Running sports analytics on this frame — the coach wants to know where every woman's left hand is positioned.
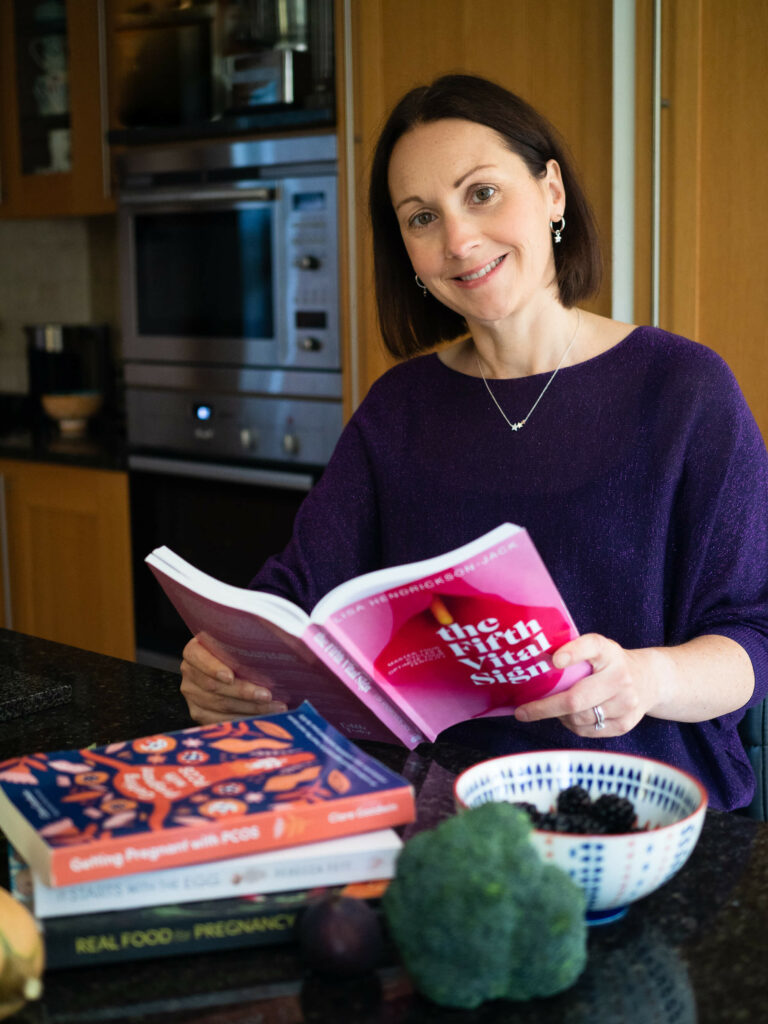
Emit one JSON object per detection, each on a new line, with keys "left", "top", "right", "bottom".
{"left": 513, "top": 633, "right": 664, "bottom": 738}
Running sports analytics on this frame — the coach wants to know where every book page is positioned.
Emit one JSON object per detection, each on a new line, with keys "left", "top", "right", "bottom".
{"left": 146, "top": 548, "right": 310, "bottom": 636}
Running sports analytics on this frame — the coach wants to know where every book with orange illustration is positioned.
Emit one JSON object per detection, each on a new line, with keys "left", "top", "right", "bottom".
{"left": 146, "top": 523, "right": 591, "bottom": 750}
{"left": 0, "top": 702, "right": 415, "bottom": 887}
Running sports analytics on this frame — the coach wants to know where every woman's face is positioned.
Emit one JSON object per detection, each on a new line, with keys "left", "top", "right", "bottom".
{"left": 387, "top": 118, "right": 565, "bottom": 327}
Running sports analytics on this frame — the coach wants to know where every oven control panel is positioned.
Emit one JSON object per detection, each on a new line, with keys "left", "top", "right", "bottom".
{"left": 282, "top": 175, "right": 339, "bottom": 370}
{"left": 127, "top": 387, "right": 343, "bottom": 467}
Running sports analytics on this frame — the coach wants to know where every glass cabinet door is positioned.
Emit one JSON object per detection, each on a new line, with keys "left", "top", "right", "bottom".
{"left": 12, "top": 0, "right": 72, "bottom": 177}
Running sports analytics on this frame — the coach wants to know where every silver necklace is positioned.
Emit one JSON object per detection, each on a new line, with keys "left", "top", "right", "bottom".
{"left": 475, "top": 309, "right": 581, "bottom": 432}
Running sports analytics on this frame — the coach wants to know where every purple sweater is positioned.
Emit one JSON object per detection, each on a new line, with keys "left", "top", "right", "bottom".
{"left": 251, "top": 327, "right": 768, "bottom": 810}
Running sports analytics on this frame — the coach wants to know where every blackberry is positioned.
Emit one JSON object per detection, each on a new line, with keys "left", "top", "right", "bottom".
{"left": 557, "top": 812, "right": 599, "bottom": 834}
{"left": 591, "top": 793, "right": 637, "bottom": 833}
{"left": 537, "top": 811, "right": 580, "bottom": 833}
{"left": 511, "top": 801, "right": 541, "bottom": 826}
{"left": 535, "top": 811, "right": 558, "bottom": 831}
{"left": 526, "top": 788, "right": 644, "bottom": 834}
{"left": 556, "top": 785, "right": 593, "bottom": 816}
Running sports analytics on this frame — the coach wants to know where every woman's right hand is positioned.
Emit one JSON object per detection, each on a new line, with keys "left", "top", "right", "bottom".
{"left": 180, "top": 635, "right": 288, "bottom": 724}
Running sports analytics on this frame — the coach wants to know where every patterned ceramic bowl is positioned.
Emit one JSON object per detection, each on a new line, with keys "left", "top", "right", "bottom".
{"left": 454, "top": 750, "right": 708, "bottom": 924}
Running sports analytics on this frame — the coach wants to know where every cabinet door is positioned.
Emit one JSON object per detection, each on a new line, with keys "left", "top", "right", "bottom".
{"left": 0, "top": 0, "right": 113, "bottom": 218}
{"left": 0, "top": 461, "right": 135, "bottom": 661}
{"left": 634, "top": 0, "right": 768, "bottom": 440}
{"left": 340, "top": 0, "right": 613, "bottom": 406}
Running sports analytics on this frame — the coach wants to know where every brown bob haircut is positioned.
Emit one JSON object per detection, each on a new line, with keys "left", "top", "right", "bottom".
{"left": 369, "top": 74, "right": 603, "bottom": 359}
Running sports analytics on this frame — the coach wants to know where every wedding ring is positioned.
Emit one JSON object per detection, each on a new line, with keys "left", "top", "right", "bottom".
{"left": 593, "top": 705, "right": 606, "bottom": 731}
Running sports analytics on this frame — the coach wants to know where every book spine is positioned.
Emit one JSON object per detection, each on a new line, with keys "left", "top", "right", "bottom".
{"left": 305, "top": 625, "right": 427, "bottom": 748}
{"left": 47, "top": 785, "right": 416, "bottom": 887}
{"left": 25, "top": 836, "right": 400, "bottom": 918}
{"left": 41, "top": 897, "right": 303, "bottom": 968}
{"left": 318, "top": 623, "right": 441, "bottom": 745}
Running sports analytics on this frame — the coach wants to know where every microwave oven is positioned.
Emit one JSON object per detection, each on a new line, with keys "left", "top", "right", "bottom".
{"left": 110, "top": 0, "right": 335, "bottom": 140}
{"left": 116, "top": 133, "right": 339, "bottom": 373}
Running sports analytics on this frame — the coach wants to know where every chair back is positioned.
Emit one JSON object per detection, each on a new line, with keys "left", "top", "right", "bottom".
{"left": 739, "top": 702, "right": 768, "bottom": 820}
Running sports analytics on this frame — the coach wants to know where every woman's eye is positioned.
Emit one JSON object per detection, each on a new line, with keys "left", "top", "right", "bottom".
{"left": 472, "top": 185, "right": 497, "bottom": 203}
{"left": 409, "top": 211, "right": 435, "bottom": 229}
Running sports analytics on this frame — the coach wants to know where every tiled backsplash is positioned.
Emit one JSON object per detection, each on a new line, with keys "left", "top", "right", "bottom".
{"left": 0, "top": 216, "right": 119, "bottom": 393}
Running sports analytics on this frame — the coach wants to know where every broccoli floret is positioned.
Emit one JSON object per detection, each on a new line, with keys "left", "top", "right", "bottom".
{"left": 382, "top": 801, "right": 587, "bottom": 1009}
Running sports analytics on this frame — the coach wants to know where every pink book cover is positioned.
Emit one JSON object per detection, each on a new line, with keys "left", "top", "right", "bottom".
{"left": 313, "top": 524, "right": 591, "bottom": 742}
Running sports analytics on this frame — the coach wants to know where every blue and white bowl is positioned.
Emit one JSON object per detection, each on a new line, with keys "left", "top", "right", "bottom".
{"left": 454, "top": 750, "right": 708, "bottom": 923}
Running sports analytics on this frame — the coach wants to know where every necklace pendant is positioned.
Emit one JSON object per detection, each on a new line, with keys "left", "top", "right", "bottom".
{"left": 475, "top": 309, "right": 580, "bottom": 437}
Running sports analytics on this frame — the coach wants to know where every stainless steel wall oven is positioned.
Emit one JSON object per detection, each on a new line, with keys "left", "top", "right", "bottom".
{"left": 117, "top": 133, "right": 343, "bottom": 670}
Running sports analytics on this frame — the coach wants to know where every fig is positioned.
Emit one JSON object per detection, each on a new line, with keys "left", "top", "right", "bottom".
{"left": 299, "top": 895, "right": 383, "bottom": 977}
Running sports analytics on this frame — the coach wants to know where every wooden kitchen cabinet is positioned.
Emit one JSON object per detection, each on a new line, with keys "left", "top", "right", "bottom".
{"left": 634, "top": 0, "right": 768, "bottom": 442}
{"left": 337, "top": 0, "right": 614, "bottom": 409}
{"left": 0, "top": 0, "right": 113, "bottom": 218}
{"left": 0, "top": 459, "right": 135, "bottom": 660}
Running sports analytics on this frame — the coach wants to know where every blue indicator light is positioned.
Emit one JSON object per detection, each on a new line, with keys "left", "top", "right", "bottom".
{"left": 194, "top": 404, "right": 212, "bottom": 421}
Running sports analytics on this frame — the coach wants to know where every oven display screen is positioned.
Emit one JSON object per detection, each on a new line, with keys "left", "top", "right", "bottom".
{"left": 292, "top": 192, "right": 326, "bottom": 212}
{"left": 295, "top": 311, "right": 327, "bottom": 329}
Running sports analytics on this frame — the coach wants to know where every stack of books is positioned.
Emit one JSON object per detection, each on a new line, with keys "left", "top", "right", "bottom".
{"left": 0, "top": 701, "right": 416, "bottom": 968}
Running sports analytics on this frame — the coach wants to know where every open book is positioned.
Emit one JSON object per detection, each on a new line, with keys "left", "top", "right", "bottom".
{"left": 146, "top": 523, "right": 590, "bottom": 749}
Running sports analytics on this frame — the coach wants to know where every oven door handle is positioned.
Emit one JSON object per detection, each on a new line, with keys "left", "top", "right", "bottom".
{"left": 128, "top": 455, "right": 314, "bottom": 492}
{"left": 119, "top": 186, "right": 279, "bottom": 205}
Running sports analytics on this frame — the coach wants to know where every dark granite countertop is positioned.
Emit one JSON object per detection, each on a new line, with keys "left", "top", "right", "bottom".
{"left": 0, "top": 425, "right": 127, "bottom": 472}
{"left": 0, "top": 627, "right": 766, "bottom": 1023}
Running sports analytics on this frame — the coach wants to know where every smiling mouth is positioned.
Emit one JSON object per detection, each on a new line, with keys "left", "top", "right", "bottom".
{"left": 455, "top": 255, "right": 505, "bottom": 282}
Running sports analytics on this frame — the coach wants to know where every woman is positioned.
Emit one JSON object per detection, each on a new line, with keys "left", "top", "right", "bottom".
{"left": 181, "top": 74, "right": 768, "bottom": 811}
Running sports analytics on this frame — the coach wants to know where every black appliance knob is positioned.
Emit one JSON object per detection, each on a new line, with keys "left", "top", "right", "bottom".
{"left": 299, "top": 336, "right": 323, "bottom": 352}
{"left": 295, "top": 255, "right": 321, "bottom": 270}
{"left": 283, "top": 432, "right": 301, "bottom": 455}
